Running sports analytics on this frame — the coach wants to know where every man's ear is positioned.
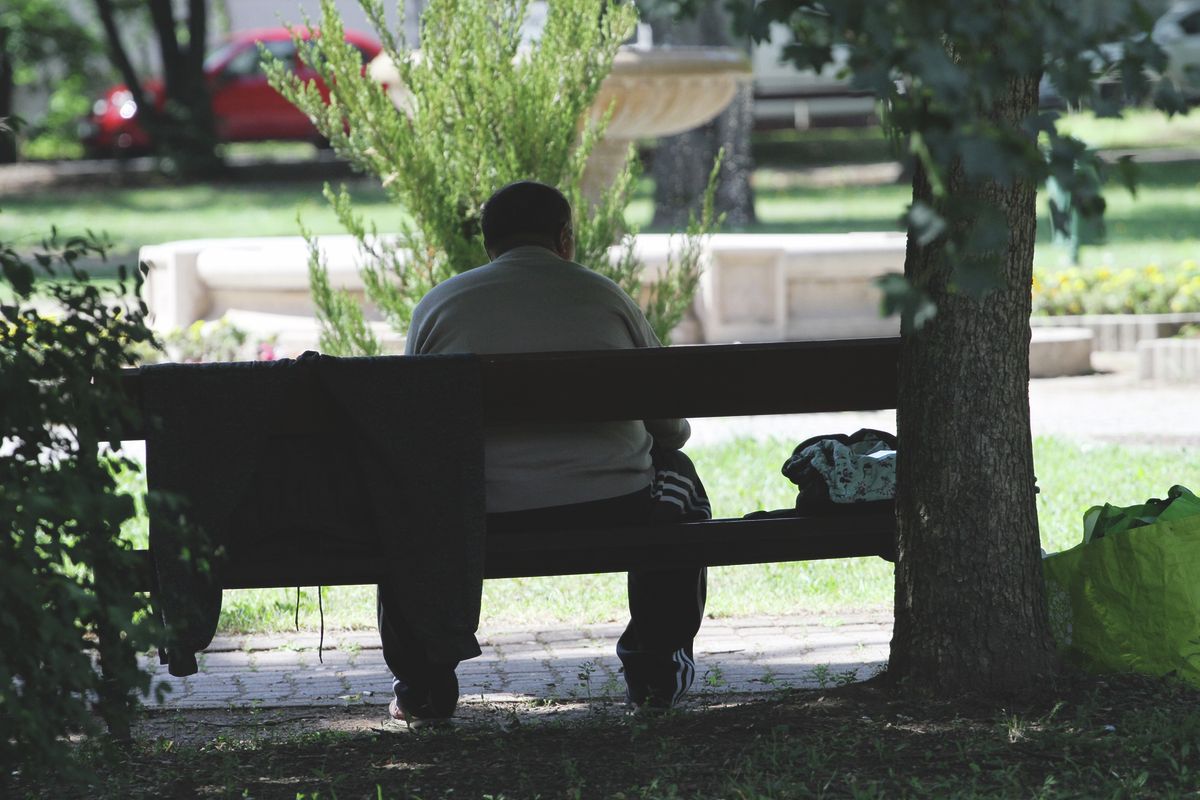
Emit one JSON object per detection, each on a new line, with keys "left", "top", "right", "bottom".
{"left": 558, "top": 226, "right": 575, "bottom": 260}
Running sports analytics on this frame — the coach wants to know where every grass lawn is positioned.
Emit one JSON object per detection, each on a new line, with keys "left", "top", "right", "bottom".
{"left": 1055, "top": 107, "right": 1200, "bottom": 151}
{"left": 0, "top": 178, "right": 399, "bottom": 264}
{"left": 111, "top": 435, "right": 1198, "bottom": 635}
{"left": 3, "top": 110, "right": 1197, "bottom": 278}
{"left": 1035, "top": 160, "right": 1200, "bottom": 272}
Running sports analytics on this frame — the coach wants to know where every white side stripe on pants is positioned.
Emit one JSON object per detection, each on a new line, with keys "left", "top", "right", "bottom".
{"left": 671, "top": 648, "right": 696, "bottom": 705}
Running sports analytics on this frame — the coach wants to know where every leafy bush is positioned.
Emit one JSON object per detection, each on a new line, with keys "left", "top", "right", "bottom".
{"left": 1032, "top": 262, "right": 1200, "bottom": 316}
{"left": 135, "top": 318, "right": 279, "bottom": 363}
{"left": 1, "top": 227, "right": 160, "bottom": 776}
{"left": 267, "top": 0, "right": 717, "bottom": 353}
{"left": 20, "top": 74, "right": 93, "bottom": 161}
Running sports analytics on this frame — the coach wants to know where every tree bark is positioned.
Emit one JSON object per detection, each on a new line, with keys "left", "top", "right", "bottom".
{"left": 889, "top": 71, "right": 1057, "bottom": 696}
{"left": 0, "top": 25, "right": 16, "bottom": 164}
{"left": 648, "top": 2, "right": 756, "bottom": 229}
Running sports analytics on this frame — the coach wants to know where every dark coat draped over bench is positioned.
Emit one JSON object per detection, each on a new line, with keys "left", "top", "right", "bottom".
{"left": 113, "top": 338, "right": 901, "bottom": 675}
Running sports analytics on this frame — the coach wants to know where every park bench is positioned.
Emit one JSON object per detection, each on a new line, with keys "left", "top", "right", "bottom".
{"left": 119, "top": 337, "right": 899, "bottom": 593}
{"left": 95, "top": 336, "right": 899, "bottom": 736}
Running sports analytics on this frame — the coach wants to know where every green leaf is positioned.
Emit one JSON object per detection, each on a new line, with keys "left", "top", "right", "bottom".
{"left": 1114, "top": 155, "right": 1138, "bottom": 199}
{"left": 1153, "top": 78, "right": 1190, "bottom": 117}
{"left": 951, "top": 256, "right": 1006, "bottom": 299}
{"left": 2, "top": 258, "right": 36, "bottom": 296}
{"left": 960, "top": 134, "right": 1013, "bottom": 184}
{"left": 876, "top": 273, "right": 937, "bottom": 334}
{"left": 904, "top": 202, "right": 946, "bottom": 247}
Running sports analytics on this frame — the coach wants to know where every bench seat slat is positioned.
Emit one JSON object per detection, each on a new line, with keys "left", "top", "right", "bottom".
{"left": 129, "top": 516, "right": 895, "bottom": 591}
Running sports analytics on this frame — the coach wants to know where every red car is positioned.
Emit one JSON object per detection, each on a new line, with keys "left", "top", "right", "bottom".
{"left": 80, "top": 28, "right": 381, "bottom": 157}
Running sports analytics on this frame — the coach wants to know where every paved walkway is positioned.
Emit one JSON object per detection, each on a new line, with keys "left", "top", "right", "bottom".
{"left": 143, "top": 613, "right": 891, "bottom": 710}
{"left": 139, "top": 352, "right": 1197, "bottom": 712}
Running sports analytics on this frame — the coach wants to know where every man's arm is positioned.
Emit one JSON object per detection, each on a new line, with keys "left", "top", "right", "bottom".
{"left": 645, "top": 417, "right": 691, "bottom": 450}
{"left": 620, "top": 292, "right": 691, "bottom": 449}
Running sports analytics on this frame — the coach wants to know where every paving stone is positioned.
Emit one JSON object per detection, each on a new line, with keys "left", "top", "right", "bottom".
{"left": 197, "top": 651, "right": 254, "bottom": 669}
{"left": 535, "top": 629, "right": 594, "bottom": 644}
{"left": 136, "top": 614, "right": 893, "bottom": 709}
{"left": 481, "top": 632, "right": 541, "bottom": 646}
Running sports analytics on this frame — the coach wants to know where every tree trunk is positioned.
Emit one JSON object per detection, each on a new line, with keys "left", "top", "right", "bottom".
{"left": 150, "top": 0, "right": 221, "bottom": 176}
{"left": 93, "top": 0, "right": 221, "bottom": 176}
{"left": 889, "top": 72, "right": 1057, "bottom": 696}
{"left": 0, "top": 25, "right": 16, "bottom": 164}
{"left": 648, "top": 2, "right": 756, "bottom": 229}
{"left": 94, "top": 0, "right": 153, "bottom": 118}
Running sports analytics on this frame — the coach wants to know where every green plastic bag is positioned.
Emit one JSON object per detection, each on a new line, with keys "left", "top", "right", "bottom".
{"left": 1044, "top": 486, "right": 1200, "bottom": 684}
{"left": 1083, "top": 485, "right": 1200, "bottom": 543}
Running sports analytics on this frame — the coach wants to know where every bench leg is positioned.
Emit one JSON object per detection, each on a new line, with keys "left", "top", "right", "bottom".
{"left": 93, "top": 580, "right": 136, "bottom": 742}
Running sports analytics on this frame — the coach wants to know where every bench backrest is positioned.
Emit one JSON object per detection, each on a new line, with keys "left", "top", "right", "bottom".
{"left": 118, "top": 338, "right": 901, "bottom": 588}
{"left": 117, "top": 338, "right": 900, "bottom": 434}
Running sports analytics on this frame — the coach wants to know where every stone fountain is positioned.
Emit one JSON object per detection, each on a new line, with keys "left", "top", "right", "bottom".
{"left": 368, "top": 42, "right": 752, "bottom": 197}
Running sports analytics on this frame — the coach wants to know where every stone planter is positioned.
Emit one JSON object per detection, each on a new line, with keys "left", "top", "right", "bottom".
{"left": 139, "top": 232, "right": 910, "bottom": 352}
{"left": 1030, "top": 312, "right": 1200, "bottom": 352}
{"left": 1137, "top": 337, "right": 1200, "bottom": 382}
{"left": 139, "top": 232, "right": 1104, "bottom": 378}
{"left": 1029, "top": 327, "right": 1094, "bottom": 378}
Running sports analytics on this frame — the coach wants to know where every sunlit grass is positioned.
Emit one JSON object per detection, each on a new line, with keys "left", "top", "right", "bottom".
{"left": 5, "top": 117, "right": 1199, "bottom": 275}
{"left": 1055, "top": 107, "right": 1200, "bottom": 151}
{"left": 115, "top": 435, "right": 1200, "bottom": 633}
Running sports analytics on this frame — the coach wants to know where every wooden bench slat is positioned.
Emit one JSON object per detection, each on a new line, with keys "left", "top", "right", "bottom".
{"left": 111, "top": 338, "right": 900, "bottom": 439}
{"left": 128, "top": 515, "right": 895, "bottom": 592}
{"left": 478, "top": 338, "right": 900, "bottom": 422}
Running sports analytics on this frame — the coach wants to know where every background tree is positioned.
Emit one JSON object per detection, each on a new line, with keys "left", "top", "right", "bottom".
{"left": 268, "top": 0, "right": 719, "bottom": 353}
{"left": 641, "top": 0, "right": 757, "bottom": 227}
{"left": 0, "top": 2, "right": 98, "bottom": 163}
{"left": 91, "top": 0, "right": 221, "bottom": 174}
{"left": 722, "top": 0, "right": 1187, "bottom": 696}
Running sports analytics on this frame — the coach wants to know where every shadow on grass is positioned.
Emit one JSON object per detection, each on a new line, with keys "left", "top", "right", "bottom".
{"left": 1036, "top": 204, "right": 1200, "bottom": 247}
{"left": 753, "top": 126, "right": 897, "bottom": 169}
{"left": 25, "top": 673, "right": 1200, "bottom": 799}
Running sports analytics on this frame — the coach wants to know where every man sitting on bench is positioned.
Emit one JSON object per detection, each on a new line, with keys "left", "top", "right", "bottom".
{"left": 379, "top": 180, "right": 708, "bottom": 727}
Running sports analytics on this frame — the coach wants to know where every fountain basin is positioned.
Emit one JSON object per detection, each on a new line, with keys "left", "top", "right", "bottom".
{"left": 369, "top": 45, "right": 751, "bottom": 195}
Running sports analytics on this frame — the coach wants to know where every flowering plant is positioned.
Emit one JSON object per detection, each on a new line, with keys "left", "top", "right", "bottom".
{"left": 1032, "top": 261, "right": 1200, "bottom": 316}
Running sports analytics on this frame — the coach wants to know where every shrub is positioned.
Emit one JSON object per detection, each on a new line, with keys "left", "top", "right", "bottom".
{"left": 1, "top": 227, "right": 160, "bottom": 777}
{"left": 135, "top": 318, "right": 279, "bottom": 363}
{"left": 267, "top": 0, "right": 717, "bottom": 354}
{"left": 1032, "top": 262, "right": 1200, "bottom": 316}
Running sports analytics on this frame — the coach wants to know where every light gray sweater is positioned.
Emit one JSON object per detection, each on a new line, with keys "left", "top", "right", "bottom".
{"left": 406, "top": 245, "right": 690, "bottom": 513}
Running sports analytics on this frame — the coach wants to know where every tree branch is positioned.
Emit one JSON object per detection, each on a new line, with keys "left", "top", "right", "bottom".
{"left": 92, "top": 0, "right": 149, "bottom": 112}
{"left": 187, "top": 0, "right": 207, "bottom": 78}
{"left": 147, "top": 0, "right": 182, "bottom": 90}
